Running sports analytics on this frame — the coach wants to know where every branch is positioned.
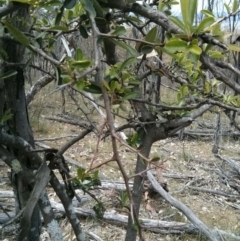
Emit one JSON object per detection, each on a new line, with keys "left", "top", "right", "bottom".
{"left": 26, "top": 75, "right": 54, "bottom": 105}
{"left": 147, "top": 171, "right": 223, "bottom": 241}
{"left": 210, "top": 8, "right": 240, "bottom": 27}
{"left": 201, "top": 53, "right": 240, "bottom": 93}
{"left": 50, "top": 173, "right": 85, "bottom": 241}
{"left": 18, "top": 161, "right": 51, "bottom": 241}
{"left": 102, "top": 1, "right": 227, "bottom": 49}
{"left": 51, "top": 200, "right": 240, "bottom": 240}
{"left": 57, "top": 128, "right": 93, "bottom": 156}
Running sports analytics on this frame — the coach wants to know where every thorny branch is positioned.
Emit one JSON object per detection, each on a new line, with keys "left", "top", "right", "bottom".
{"left": 90, "top": 14, "right": 145, "bottom": 240}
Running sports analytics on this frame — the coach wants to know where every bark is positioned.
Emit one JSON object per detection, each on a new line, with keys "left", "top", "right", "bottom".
{"left": 50, "top": 172, "right": 85, "bottom": 241}
{"left": 1, "top": 5, "right": 41, "bottom": 240}
{"left": 125, "top": 126, "right": 155, "bottom": 241}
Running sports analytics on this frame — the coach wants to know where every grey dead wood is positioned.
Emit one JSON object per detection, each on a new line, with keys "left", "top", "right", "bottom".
{"left": 147, "top": 171, "right": 223, "bottom": 241}
{"left": 50, "top": 200, "right": 240, "bottom": 240}
{"left": 50, "top": 172, "right": 85, "bottom": 241}
{"left": 26, "top": 75, "right": 54, "bottom": 105}
{"left": 86, "top": 231, "right": 105, "bottom": 241}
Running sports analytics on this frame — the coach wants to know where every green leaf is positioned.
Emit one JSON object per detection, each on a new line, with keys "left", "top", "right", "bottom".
{"left": 180, "top": 0, "right": 197, "bottom": 35}
{"left": 111, "top": 26, "right": 126, "bottom": 36}
{"left": 75, "top": 48, "right": 83, "bottom": 60}
{"left": 79, "top": 25, "right": 88, "bottom": 39}
{"left": 124, "top": 16, "right": 142, "bottom": 24}
{"left": 122, "top": 92, "right": 139, "bottom": 100}
{"left": 195, "top": 17, "right": 215, "bottom": 34}
{"left": 150, "top": 156, "right": 160, "bottom": 162}
{"left": 102, "top": 80, "right": 111, "bottom": 91}
{"left": 71, "top": 60, "right": 91, "bottom": 68}
{"left": 0, "top": 70, "right": 17, "bottom": 80}
{"left": 77, "top": 167, "right": 85, "bottom": 179}
{"left": 188, "top": 45, "right": 202, "bottom": 55}
{"left": 4, "top": 21, "right": 30, "bottom": 47}
{"left": 165, "top": 39, "right": 188, "bottom": 53}
{"left": 228, "top": 44, "right": 240, "bottom": 52}
{"left": 208, "top": 50, "right": 223, "bottom": 59}
{"left": 233, "top": 0, "right": 239, "bottom": 12}
{"left": 169, "top": 16, "right": 185, "bottom": 32}
{"left": 109, "top": 39, "right": 138, "bottom": 57}
{"left": 81, "top": 0, "right": 96, "bottom": 17}
{"left": 111, "top": 104, "right": 120, "bottom": 109}
{"left": 141, "top": 45, "right": 153, "bottom": 54}
{"left": 76, "top": 79, "right": 85, "bottom": 90}
{"left": 201, "top": 9, "right": 215, "bottom": 18}
{"left": 119, "top": 57, "right": 136, "bottom": 72}
{"left": 93, "top": 0, "right": 104, "bottom": 16}
{"left": 64, "top": 0, "right": 77, "bottom": 9}
{"left": 55, "top": 6, "right": 65, "bottom": 25}
{"left": 158, "top": 0, "right": 163, "bottom": 10}
{"left": 84, "top": 84, "right": 102, "bottom": 93}
{"left": 224, "top": 3, "right": 231, "bottom": 14}
{"left": 145, "top": 26, "right": 157, "bottom": 43}
{"left": 95, "top": 17, "right": 107, "bottom": 24}
{"left": 0, "top": 109, "right": 13, "bottom": 123}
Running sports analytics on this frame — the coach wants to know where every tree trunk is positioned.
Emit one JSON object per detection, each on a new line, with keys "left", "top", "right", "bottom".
{"left": 125, "top": 126, "right": 154, "bottom": 241}
{"left": 1, "top": 5, "right": 41, "bottom": 241}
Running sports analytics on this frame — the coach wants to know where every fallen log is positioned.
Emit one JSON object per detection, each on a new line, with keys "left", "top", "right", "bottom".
{"left": 50, "top": 200, "right": 240, "bottom": 239}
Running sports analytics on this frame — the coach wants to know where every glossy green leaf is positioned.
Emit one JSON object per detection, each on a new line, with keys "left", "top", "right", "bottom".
{"left": 141, "top": 45, "right": 153, "bottom": 54}
{"left": 195, "top": 17, "right": 215, "bottom": 34}
{"left": 4, "top": 21, "right": 30, "bottom": 47}
{"left": 75, "top": 48, "right": 83, "bottom": 60}
{"left": 111, "top": 26, "right": 126, "bottom": 36}
{"left": 165, "top": 39, "right": 188, "bottom": 53}
{"left": 81, "top": 0, "right": 96, "bottom": 17}
{"left": 55, "top": 6, "right": 64, "bottom": 25}
{"left": 180, "top": 0, "right": 197, "bottom": 34}
{"left": 145, "top": 26, "right": 157, "bottom": 43}
{"left": 84, "top": 84, "right": 102, "bottom": 93}
{"left": 228, "top": 44, "right": 240, "bottom": 52}
{"left": 76, "top": 80, "right": 85, "bottom": 90}
{"left": 95, "top": 17, "right": 107, "bottom": 24}
{"left": 124, "top": 16, "right": 142, "bottom": 24}
{"left": 158, "top": 0, "right": 164, "bottom": 11}
{"left": 201, "top": 9, "right": 215, "bottom": 18}
{"left": 109, "top": 39, "right": 138, "bottom": 57}
{"left": 150, "top": 156, "right": 160, "bottom": 162}
{"left": 169, "top": 16, "right": 185, "bottom": 32}
{"left": 71, "top": 60, "right": 91, "bottom": 68}
{"left": 79, "top": 25, "right": 88, "bottom": 39}
{"left": 208, "top": 50, "right": 223, "bottom": 59}
{"left": 111, "top": 104, "right": 120, "bottom": 109}
{"left": 0, "top": 70, "right": 17, "bottom": 80}
{"left": 180, "top": 0, "right": 196, "bottom": 25}
{"left": 93, "top": 0, "right": 103, "bottom": 16}
{"left": 122, "top": 92, "right": 139, "bottom": 100}
{"left": 188, "top": 45, "right": 202, "bottom": 55}
{"left": 188, "top": 52, "right": 199, "bottom": 62}
{"left": 102, "top": 80, "right": 111, "bottom": 91}
{"left": 64, "top": 0, "right": 77, "bottom": 9}
{"left": 0, "top": 109, "right": 13, "bottom": 123}
{"left": 119, "top": 57, "right": 136, "bottom": 72}
{"left": 233, "top": 0, "right": 239, "bottom": 12}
